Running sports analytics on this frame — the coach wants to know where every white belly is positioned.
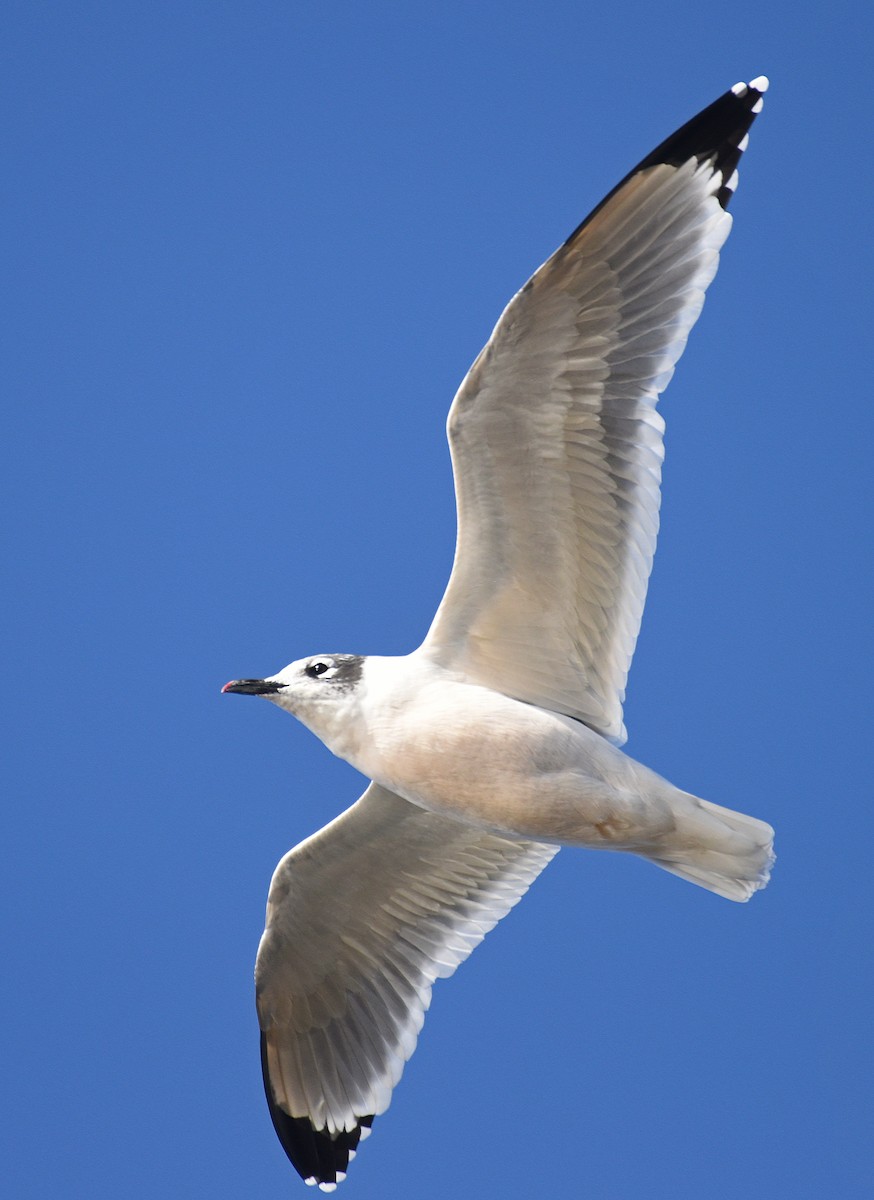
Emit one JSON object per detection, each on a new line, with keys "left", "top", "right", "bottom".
{"left": 354, "top": 673, "right": 678, "bottom": 849}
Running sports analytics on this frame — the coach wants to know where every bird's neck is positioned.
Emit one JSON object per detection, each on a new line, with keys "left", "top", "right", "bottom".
{"left": 307, "top": 653, "right": 430, "bottom": 774}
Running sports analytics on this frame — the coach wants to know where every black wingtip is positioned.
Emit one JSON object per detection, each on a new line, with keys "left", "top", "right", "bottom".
{"left": 260, "top": 1032, "right": 374, "bottom": 1189}
{"left": 563, "top": 76, "right": 768, "bottom": 251}
{"left": 634, "top": 76, "right": 769, "bottom": 208}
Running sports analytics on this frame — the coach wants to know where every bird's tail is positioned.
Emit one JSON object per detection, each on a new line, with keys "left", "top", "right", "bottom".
{"left": 644, "top": 795, "right": 775, "bottom": 902}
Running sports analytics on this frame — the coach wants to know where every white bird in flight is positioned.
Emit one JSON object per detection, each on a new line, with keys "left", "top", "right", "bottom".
{"left": 223, "top": 77, "right": 774, "bottom": 1190}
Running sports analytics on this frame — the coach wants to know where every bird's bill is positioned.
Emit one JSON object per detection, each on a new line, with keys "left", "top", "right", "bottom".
{"left": 221, "top": 678, "right": 285, "bottom": 695}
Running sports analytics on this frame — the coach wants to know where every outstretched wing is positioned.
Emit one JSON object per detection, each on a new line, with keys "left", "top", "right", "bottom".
{"left": 421, "top": 79, "right": 768, "bottom": 744}
{"left": 256, "top": 783, "right": 556, "bottom": 1189}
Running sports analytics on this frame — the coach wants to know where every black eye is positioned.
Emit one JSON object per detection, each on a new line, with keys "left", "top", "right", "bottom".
{"left": 306, "top": 661, "right": 330, "bottom": 678}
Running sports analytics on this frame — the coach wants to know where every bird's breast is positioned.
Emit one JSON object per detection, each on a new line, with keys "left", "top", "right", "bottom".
{"left": 354, "top": 677, "right": 642, "bottom": 840}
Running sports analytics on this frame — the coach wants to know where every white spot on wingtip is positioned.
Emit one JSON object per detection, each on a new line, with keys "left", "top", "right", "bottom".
{"left": 348, "top": 1148, "right": 357, "bottom": 1162}
{"left": 738, "top": 133, "right": 749, "bottom": 152}
{"left": 304, "top": 1179, "right": 317, "bottom": 1188}
{"left": 725, "top": 169, "right": 739, "bottom": 193}
{"left": 359, "top": 1126, "right": 372, "bottom": 1141}
{"left": 751, "top": 97, "right": 764, "bottom": 113}
{"left": 749, "top": 74, "right": 769, "bottom": 92}
{"left": 318, "top": 1183, "right": 337, "bottom": 1194}
{"left": 731, "top": 81, "right": 747, "bottom": 96}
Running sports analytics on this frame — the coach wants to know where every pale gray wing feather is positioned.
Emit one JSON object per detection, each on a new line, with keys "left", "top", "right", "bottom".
{"left": 257, "top": 782, "right": 556, "bottom": 1137}
{"left": 420, "top": 157, "right": 736, "bottom": 744}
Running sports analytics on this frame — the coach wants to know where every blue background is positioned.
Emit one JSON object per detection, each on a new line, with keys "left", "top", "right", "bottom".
{"left": 4, "top": 3, "right": 872, "bottom": 1197}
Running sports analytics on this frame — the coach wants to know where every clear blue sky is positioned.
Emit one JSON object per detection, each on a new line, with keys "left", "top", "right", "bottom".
{"left": 4, "top": 3, "right": 872, "bottom": 1197}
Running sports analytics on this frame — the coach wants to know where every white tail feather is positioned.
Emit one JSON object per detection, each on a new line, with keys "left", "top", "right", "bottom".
{"left": 645, "top": 796, "right": 775, "bottom": 902}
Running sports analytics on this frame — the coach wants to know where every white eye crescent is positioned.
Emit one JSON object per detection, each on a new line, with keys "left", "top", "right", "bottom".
{"left": 305, "top": 658, "right": 337, "bottom": 680}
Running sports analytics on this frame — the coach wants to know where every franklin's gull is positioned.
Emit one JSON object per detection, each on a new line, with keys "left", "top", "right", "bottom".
{"left": 223, "top": 76, "right": 774, "bottom": 1189}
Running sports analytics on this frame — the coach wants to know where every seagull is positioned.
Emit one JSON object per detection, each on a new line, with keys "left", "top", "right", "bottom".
{"left": 223, "top": 77, "right": 774, "bottom": 1190}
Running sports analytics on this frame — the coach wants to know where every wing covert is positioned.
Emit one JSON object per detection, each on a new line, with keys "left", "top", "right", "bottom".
{"left": 421, "top": 79, "right": 768, "bottom": 743}
{"left": 256, "top": 782, "right": 556, "bottom": 1189}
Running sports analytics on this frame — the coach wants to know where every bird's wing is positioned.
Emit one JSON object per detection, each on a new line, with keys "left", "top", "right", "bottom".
{"left": 256, "top": 781, "right": 556, "bottom": 1190}
{"left": 420, "top": 79, "right": 768, "bottom": 744}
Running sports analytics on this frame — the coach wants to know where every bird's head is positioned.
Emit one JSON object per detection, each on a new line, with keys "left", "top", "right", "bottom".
{"left": 222, "top": 653, "right": 365, "bottom": 713}
{"left": 222, "top": 654, "right": 366, "bottom": 745}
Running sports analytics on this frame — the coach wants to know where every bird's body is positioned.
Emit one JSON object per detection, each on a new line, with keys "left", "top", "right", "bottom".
{"left": 223, "top": 77, "right": 775, "bottom": 1190}
{"left": 260, "top": 650, "right": 772, "bottom": 892}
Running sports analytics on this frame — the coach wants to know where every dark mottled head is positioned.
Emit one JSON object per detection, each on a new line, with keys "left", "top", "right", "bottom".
{"left": 222, "top": 654, "right": 367, "bottom": 732}
{"left": 300, "top": 654, "right": 364, "bottom": 690}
